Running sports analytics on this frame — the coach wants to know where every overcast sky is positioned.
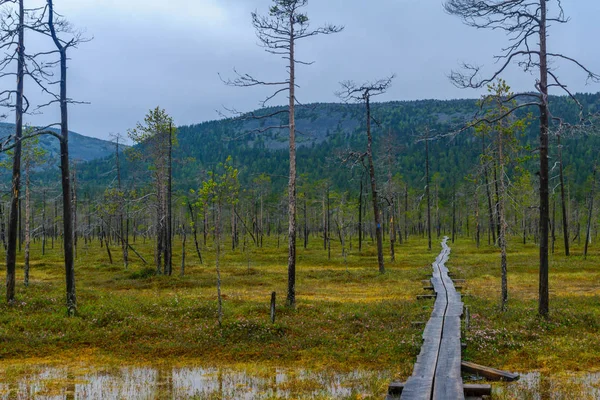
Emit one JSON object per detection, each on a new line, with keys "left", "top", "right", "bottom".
{"left": 13, "top": 0, "right": 600, "bottom": 141}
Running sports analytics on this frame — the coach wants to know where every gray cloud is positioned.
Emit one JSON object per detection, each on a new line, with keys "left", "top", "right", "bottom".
{"left": 10, "top": 0, "right": 600, "bottom": 140}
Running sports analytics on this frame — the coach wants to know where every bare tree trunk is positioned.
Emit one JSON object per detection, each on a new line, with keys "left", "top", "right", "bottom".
{"left": 452, "top": 183, "right": 456, "bottom": 244}
{"left": 18, "top": 197, "right": 22, "bottom": 253}
{"left": 156, "top": 188, "right": 164, "bottom": 274}
{"left": 358, "top": 177, "right": 363, "bottom": 252}
{"left": 42, "top": 190, "right": 46, "bottom": 255}
{"left": 187, "top": 201, "right": 203, "bottom": 264}
{"left": 24, "top": 161, "right": 31, "bottom": 287}
{"left": 231, "top": 204, "right": 237, "bottom": 251}
{"left": 6, "top": 0, "right": 25, "bottom": 304}
{"left": 286, "top": 19, "right": 297, "bottom": 307}
{"left": 216, "top": 204, "right": 223, "bottom": 326}
{"left": 366, "top": 96, "right": 384, "bottom": 274}
{"left": 482, "top": 133, "right": 496, "bottom": 246}
{"left": 584, "top": 167, "right": 596, "bottom": 259}
{"left": 558, "top": 134, "right": 570, "bottom": 256}
{"left": 203, "top": 206, "right": 207, "bottom": 246}
{"left": 322, "top": 193, "right": 327, "bottom": 251}
{"left": 498, "top": 124, "right": 508, "bottom": 310}
{"left": 103, "top": 230, "right": 113, "bottom": 264}
{"left": 303, "top": 194, "right": 308, "bottom": 249}
{"left": 493, "top": 164, "right": 501, "bottom": 244}
{"left": 48, "top": 1, "right": 77, "bottom": 315}
{"left": 538, "top": 2, "right": 550, "bottom": 317}
{"left": 0, "top": 203, "right": 6, "bottom": 251}
{"left": 404, "top": 185, "right": 409, "bottom": 241}
{"left": 475, "top": 190, "right": 480, "bottom": 248}
{"left": 425, "top": 131, "right": 432, "bottom": 251}
{"left": 551, "top": 195, "right": 556, "bottom": 254}
{"left": 166, "top": 123, "right": 173, "bottom": 275}
{"left": 327, "top": 186, "right": 331, "bottom": 260}
{"left": 71, "top": 165, "right": 78, "bottom": 259}
{"left": 523, "top": 206, "right": 527, "bottom": 245}
{"left": 115, "top": 137, "right": 128, "bottom": 268}
{"left": 181, "top": 225, "right": 186, "bottom": 276}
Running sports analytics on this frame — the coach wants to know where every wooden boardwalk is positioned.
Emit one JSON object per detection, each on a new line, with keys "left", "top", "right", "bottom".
{"left": 400, "top": 238, "right": 465, "bottom": 400}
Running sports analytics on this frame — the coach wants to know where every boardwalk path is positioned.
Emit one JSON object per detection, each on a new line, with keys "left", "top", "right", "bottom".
{"left": 400, "top": 238, "right": 464, "bottom": 400}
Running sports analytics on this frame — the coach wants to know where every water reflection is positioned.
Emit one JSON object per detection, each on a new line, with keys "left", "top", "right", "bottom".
{"left": 0, "top": 366, "right": 387, "bottom": 399}
{"left": 493, "top": 371, "right": 600, "bottom": 400}
{"left": 2, "top": 366, "right": 599, "bottom": 399}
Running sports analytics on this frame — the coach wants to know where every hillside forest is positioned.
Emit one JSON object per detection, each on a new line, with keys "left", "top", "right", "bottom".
{"left": 0, "top": 0, "right": 599, "bottom": 399}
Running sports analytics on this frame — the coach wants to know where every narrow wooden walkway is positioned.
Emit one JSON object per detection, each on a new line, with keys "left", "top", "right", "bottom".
{"left": 400, "top": 238, "right": 464, "bottom": 400}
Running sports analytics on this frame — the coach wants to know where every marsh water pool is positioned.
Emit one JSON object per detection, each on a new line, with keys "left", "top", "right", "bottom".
{"left": 0, "top": 365, "right": 598, "bottom": 399}
{"left": 0, "top": 365, "right": 390, "bottom": 399}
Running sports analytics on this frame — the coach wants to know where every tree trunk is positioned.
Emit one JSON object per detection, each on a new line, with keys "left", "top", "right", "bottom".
{"left": 42, "top": 190, "right": 46, "bottom": 255}
{"left": 584, "top": 167, "right": 596, "bottom": 259}
{"left": 558, "top": 134, "right": 570, "bottom": 256}
{"left": 0, "top": 203, "right": 6, "bottom": 251}
{"left": 482, "top": 133, "right": 496, "bottom": 245}
{"left": 181, "top": 225, "right": 186, "bottom": 276}
{"left": 475, "top": 190, "right": 480, "bottom": 248}
{"left": 452, "top": 183, "right": 456, "bottom": 244}
{"left": 538, "top": 0, "right": 550, "bottom": 317}
{"left": 187, "top": 201, "right": 203, "bottom": 264}
{"left": 493, "top": 164, "right": 501, "bottom": 245}
{"left": 216, "top": 203, "right": 223, "bottom": 326}
{"left": 24, "top": 161, "right": 31, "bottom": 287}
{"left": 404, "top": 185, "right": 409, "bottom": 242}
{"left": 358, "top": 177, "right": 363, "bottom": 252}
{"left": 116, "top": 138, "right": 128, "bottom": 269}
{"left": 71, "top": 165, "right": 78, "bottom": 258}
{"left": 6, "top": 0, "right": 25, "bottom": 304}
{"left": 166, "top": 123, "right": 173, "bottom": 275}
{"left": 551, "top": 195, "right": 556, "bottom": 254}
{"left": 286, "top": 19, "right": 297, "bottom": 307}
{"left": 425, "top": 132, "right": 432, "bottom": 251}
{"left": 366, "top": 96, "right": 385, "bottom": 274}
{"left": 48, "top": 2, "right": 77, "bottom": 314}
{"left": 497, "top": 120, "right": 508, "bottom": 310}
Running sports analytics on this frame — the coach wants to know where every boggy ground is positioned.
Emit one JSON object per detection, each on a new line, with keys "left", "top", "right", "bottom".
{"left": 0, "top": 232, "right": 598, "bottom": 398}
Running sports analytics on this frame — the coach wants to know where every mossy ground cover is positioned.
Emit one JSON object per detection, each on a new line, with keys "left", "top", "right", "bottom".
{"left": 0, "top": 233, "right": 598, "bottom": 398}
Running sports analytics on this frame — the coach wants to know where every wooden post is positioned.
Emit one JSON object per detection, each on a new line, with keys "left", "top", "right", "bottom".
{"left": 270, "top": 291, "right": 276, "bottom": 324}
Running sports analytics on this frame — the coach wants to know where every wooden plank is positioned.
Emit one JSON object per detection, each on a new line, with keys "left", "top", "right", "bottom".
{"left": 417, "top": 294, "right": 436, "bottom": 300}
{"left": 463, "top": 384, "right": 492, "bottom": 396}
{"left": 388, "top": 381, "right": 404, "bottom": 395}
{"left": 461, "top": 361, "right": 520, "bottom": 382}
{"left": 389, "top": 383, "right": 490, "bottom": 397}
{"left": 402, "top": 238, "right": 465, "bottom": 400}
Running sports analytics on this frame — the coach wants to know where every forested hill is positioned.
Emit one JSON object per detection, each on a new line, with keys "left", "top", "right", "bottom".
{"left": 74, "top": 93, "right": 600, "bottom": 199}
{"left": 0, "top": 122, "right": 119, "bottom": 162}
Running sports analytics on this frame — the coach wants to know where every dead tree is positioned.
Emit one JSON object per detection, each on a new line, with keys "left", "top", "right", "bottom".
{"left": 1, "top": 1, "right": 64, "bottom": 303}
{"left": 222, "top": 0, "right": 342, "bottom": 307}
{"left": 584, "top": 165, "right": 597, "bottom": 259}
{"left": 111, "top": 133, "right": 129, "bottom": 268}
{"left": 337, "top": 76, "right": 395, "bottom": 274}
{"left": 557, "top": 134, "right": 570, "bottom": 256}
{"left": 445, "top": 0, "right": 599, "bottom": 317}
{"left": 423, "top": 128, "right": 432, "bottom": 251}
{"left": 46, "top": 0, "right": 91, "bottom": 315}
{"left": 381, "top": 128, "right": 401, "bottom": 261}
{"left": 2, "top": 0, "right": 26, "bottom": 304}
